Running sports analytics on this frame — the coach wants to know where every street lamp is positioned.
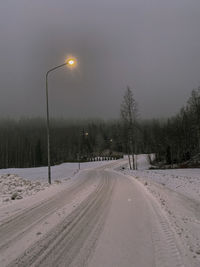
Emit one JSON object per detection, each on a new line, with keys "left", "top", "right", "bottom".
{"left": 45, "top": 57, "right": 77, "bottom": 184}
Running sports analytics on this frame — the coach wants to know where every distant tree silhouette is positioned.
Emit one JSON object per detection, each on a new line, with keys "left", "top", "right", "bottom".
{"left": 120, "top": 86, "right": 138, "bottom": 169}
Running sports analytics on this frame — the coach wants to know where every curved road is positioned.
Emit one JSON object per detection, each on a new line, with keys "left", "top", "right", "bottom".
{"left": 0, "top": 162, "right": 189, "bottom": 267}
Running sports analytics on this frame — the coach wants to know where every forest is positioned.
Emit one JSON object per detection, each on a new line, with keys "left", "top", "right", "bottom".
{"left": 0, "top": 86, "right": 199, "bottom": 169}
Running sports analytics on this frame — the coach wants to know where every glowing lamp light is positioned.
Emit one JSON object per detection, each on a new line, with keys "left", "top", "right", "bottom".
{"left": 68, "top": 59, "right": 75, "bottom": 65}
{"left": 66, "top": 57, "right": 77, "bottom": 68}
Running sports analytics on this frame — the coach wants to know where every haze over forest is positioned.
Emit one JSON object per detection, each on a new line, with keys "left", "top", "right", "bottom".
{"left": 1, "top": 0, "right": 200, "bottom": 120}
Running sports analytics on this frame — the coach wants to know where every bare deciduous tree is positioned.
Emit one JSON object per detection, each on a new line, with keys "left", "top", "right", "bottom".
{"left": 120, "top": 86, "right": 138, "bottom": 169}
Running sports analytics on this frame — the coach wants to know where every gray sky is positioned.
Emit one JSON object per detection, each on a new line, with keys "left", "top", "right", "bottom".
{"left": 1, "top": 0, "right": 200, "bottom": 119}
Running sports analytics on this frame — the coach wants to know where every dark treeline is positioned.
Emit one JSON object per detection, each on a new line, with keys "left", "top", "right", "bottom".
{"left": 0, "top": 87, "right": 199, "bottom": 169}
{"left": 139, "top": 87, "right": 200, "bottom": 166}
{"left": 0, "top": 118, "right": 124, "bottom": 168}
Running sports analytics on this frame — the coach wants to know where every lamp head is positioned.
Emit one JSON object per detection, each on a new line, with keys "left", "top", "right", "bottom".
{"left": 66, "top": 57, "right": 77, "bottom": 68}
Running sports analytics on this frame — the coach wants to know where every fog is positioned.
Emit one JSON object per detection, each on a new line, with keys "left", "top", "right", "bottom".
{"left": 1, "top": 0, "right": 200, "bottom": 119}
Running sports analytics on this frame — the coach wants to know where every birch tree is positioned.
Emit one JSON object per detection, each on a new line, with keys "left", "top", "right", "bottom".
{"left": 120, "top": 86, "right": 138, "bottom": 169}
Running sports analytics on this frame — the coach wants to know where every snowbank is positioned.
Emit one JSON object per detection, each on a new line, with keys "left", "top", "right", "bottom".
{"left": 121, "top": 154, "right": 200, "bottom": 202}
{"left": 0, "top": 161, "right": 114, "bottom": 182}
{"left": 131, "top": 169, "right": 200, "bottom": 202}
{"left": 0, "top": 160, "right": 115, "bottom": 206}
{"left": 0, "top": 174, "right": 50, "bottom": 204}
{"left": 120, "top": 154, "right": 200, "bottom": 264}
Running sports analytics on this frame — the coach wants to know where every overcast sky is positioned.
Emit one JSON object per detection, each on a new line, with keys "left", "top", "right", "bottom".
{"left": 1, "top": 0, "right": 200, "bottom": 120}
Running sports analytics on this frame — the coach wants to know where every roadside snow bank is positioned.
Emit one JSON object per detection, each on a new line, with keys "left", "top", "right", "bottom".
{"left": 120, "top": 156, "right": 200, "bottom": 264}
{"left": 0, "top": 160, "right": 116, "bottom": 207}
{"left": 0, "top": 174, "right": 50, "bottom": 204}
{"left": 120, "top": 154, "right": 200, "bottom": 202}
{"left": 0, "top": 161, "right": 115, "bottom": 182}
{"left": 126, "top": 169, "right": 200, "bottom": 202}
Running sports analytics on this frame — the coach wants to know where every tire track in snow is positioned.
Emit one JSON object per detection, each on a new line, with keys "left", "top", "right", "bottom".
{"left": 0, "top": 171, "right": 98, "bottom": 253}
{"left": 151, "top": 212, "right": 185, "bottom": 267}
{"left": 7, "top": 171, "right": 115, "bottom": 267}
{"left": 144, "top": 186, "right": 187, "bottom": 267}
{"left": 126, "top": 175, "right": 187, "bottom": 267}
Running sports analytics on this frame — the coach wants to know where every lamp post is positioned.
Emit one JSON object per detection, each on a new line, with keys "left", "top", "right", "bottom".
{"left": 45, "top": 58, "right": 76, "bottom": 184}
{"left": 110, "top": 138, "right": 113, "bottom": 160}
{"left": 78, "top": 130, "right": 89, "bottom": 170}
{"left": 84, "top": 132, "right": 89, "bottom": 161}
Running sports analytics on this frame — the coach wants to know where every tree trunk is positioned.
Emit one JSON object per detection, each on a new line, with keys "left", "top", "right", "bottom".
{"left": 128, "top": 154, "right": 132, "bottom": 169}
{"left": 135, "top": 154, "right": 137, "bottom": 170}
{"left": 132, "top": 154, "right": 135, "bottom": 170}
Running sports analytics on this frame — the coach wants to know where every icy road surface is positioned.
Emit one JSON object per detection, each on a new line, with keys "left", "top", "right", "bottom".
{"left": 0, "top": 159, "right": 199, "bottom": 266}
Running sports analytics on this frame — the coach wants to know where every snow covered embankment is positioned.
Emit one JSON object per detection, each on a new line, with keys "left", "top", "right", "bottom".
{"left": 0, "top": 174, "right": 50, "bottom": 204}
{"left": 131, "top": 169, "right": 200, "bottom": 202}
{"left": 120, "top": 154, "right": 200, "bottom": 266}
{"left": 0, "top": 161, "right": 116, "bottom": 207}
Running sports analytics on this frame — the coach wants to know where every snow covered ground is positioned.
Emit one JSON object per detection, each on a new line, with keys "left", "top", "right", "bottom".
{"left": 120, "top": 154, "right": 200, "bottom": 202}
{"left": 0, "top": 159, "right": 190, "bottom": 267}
{"left": 0, "top": 161, "right": 115, "bottom": 181}
{"left": 0, "top": 160, "right": 115, "bottom": 206}
{"left": 120, "top": 154, "right": 200, "bottom": 265}
{"left": 132, "top": 168, "right": 200, "bottom": 202}
{"left": 0, "top": 160, "right": 127, "bottom": 267}
{"left": 1, "top": 155, "right": 200, "bottom": 266}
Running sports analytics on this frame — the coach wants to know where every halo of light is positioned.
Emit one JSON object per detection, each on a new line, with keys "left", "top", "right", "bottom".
{"left": 66, "top": 57, "right": 77, "bottom": 68}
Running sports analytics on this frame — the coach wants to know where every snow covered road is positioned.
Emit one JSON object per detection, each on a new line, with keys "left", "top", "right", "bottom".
{"left": 88, "top": 170, "right": 188, "bottom": 267}
{"left": 0, "top": 159, "right": 198, "bottom": 266}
